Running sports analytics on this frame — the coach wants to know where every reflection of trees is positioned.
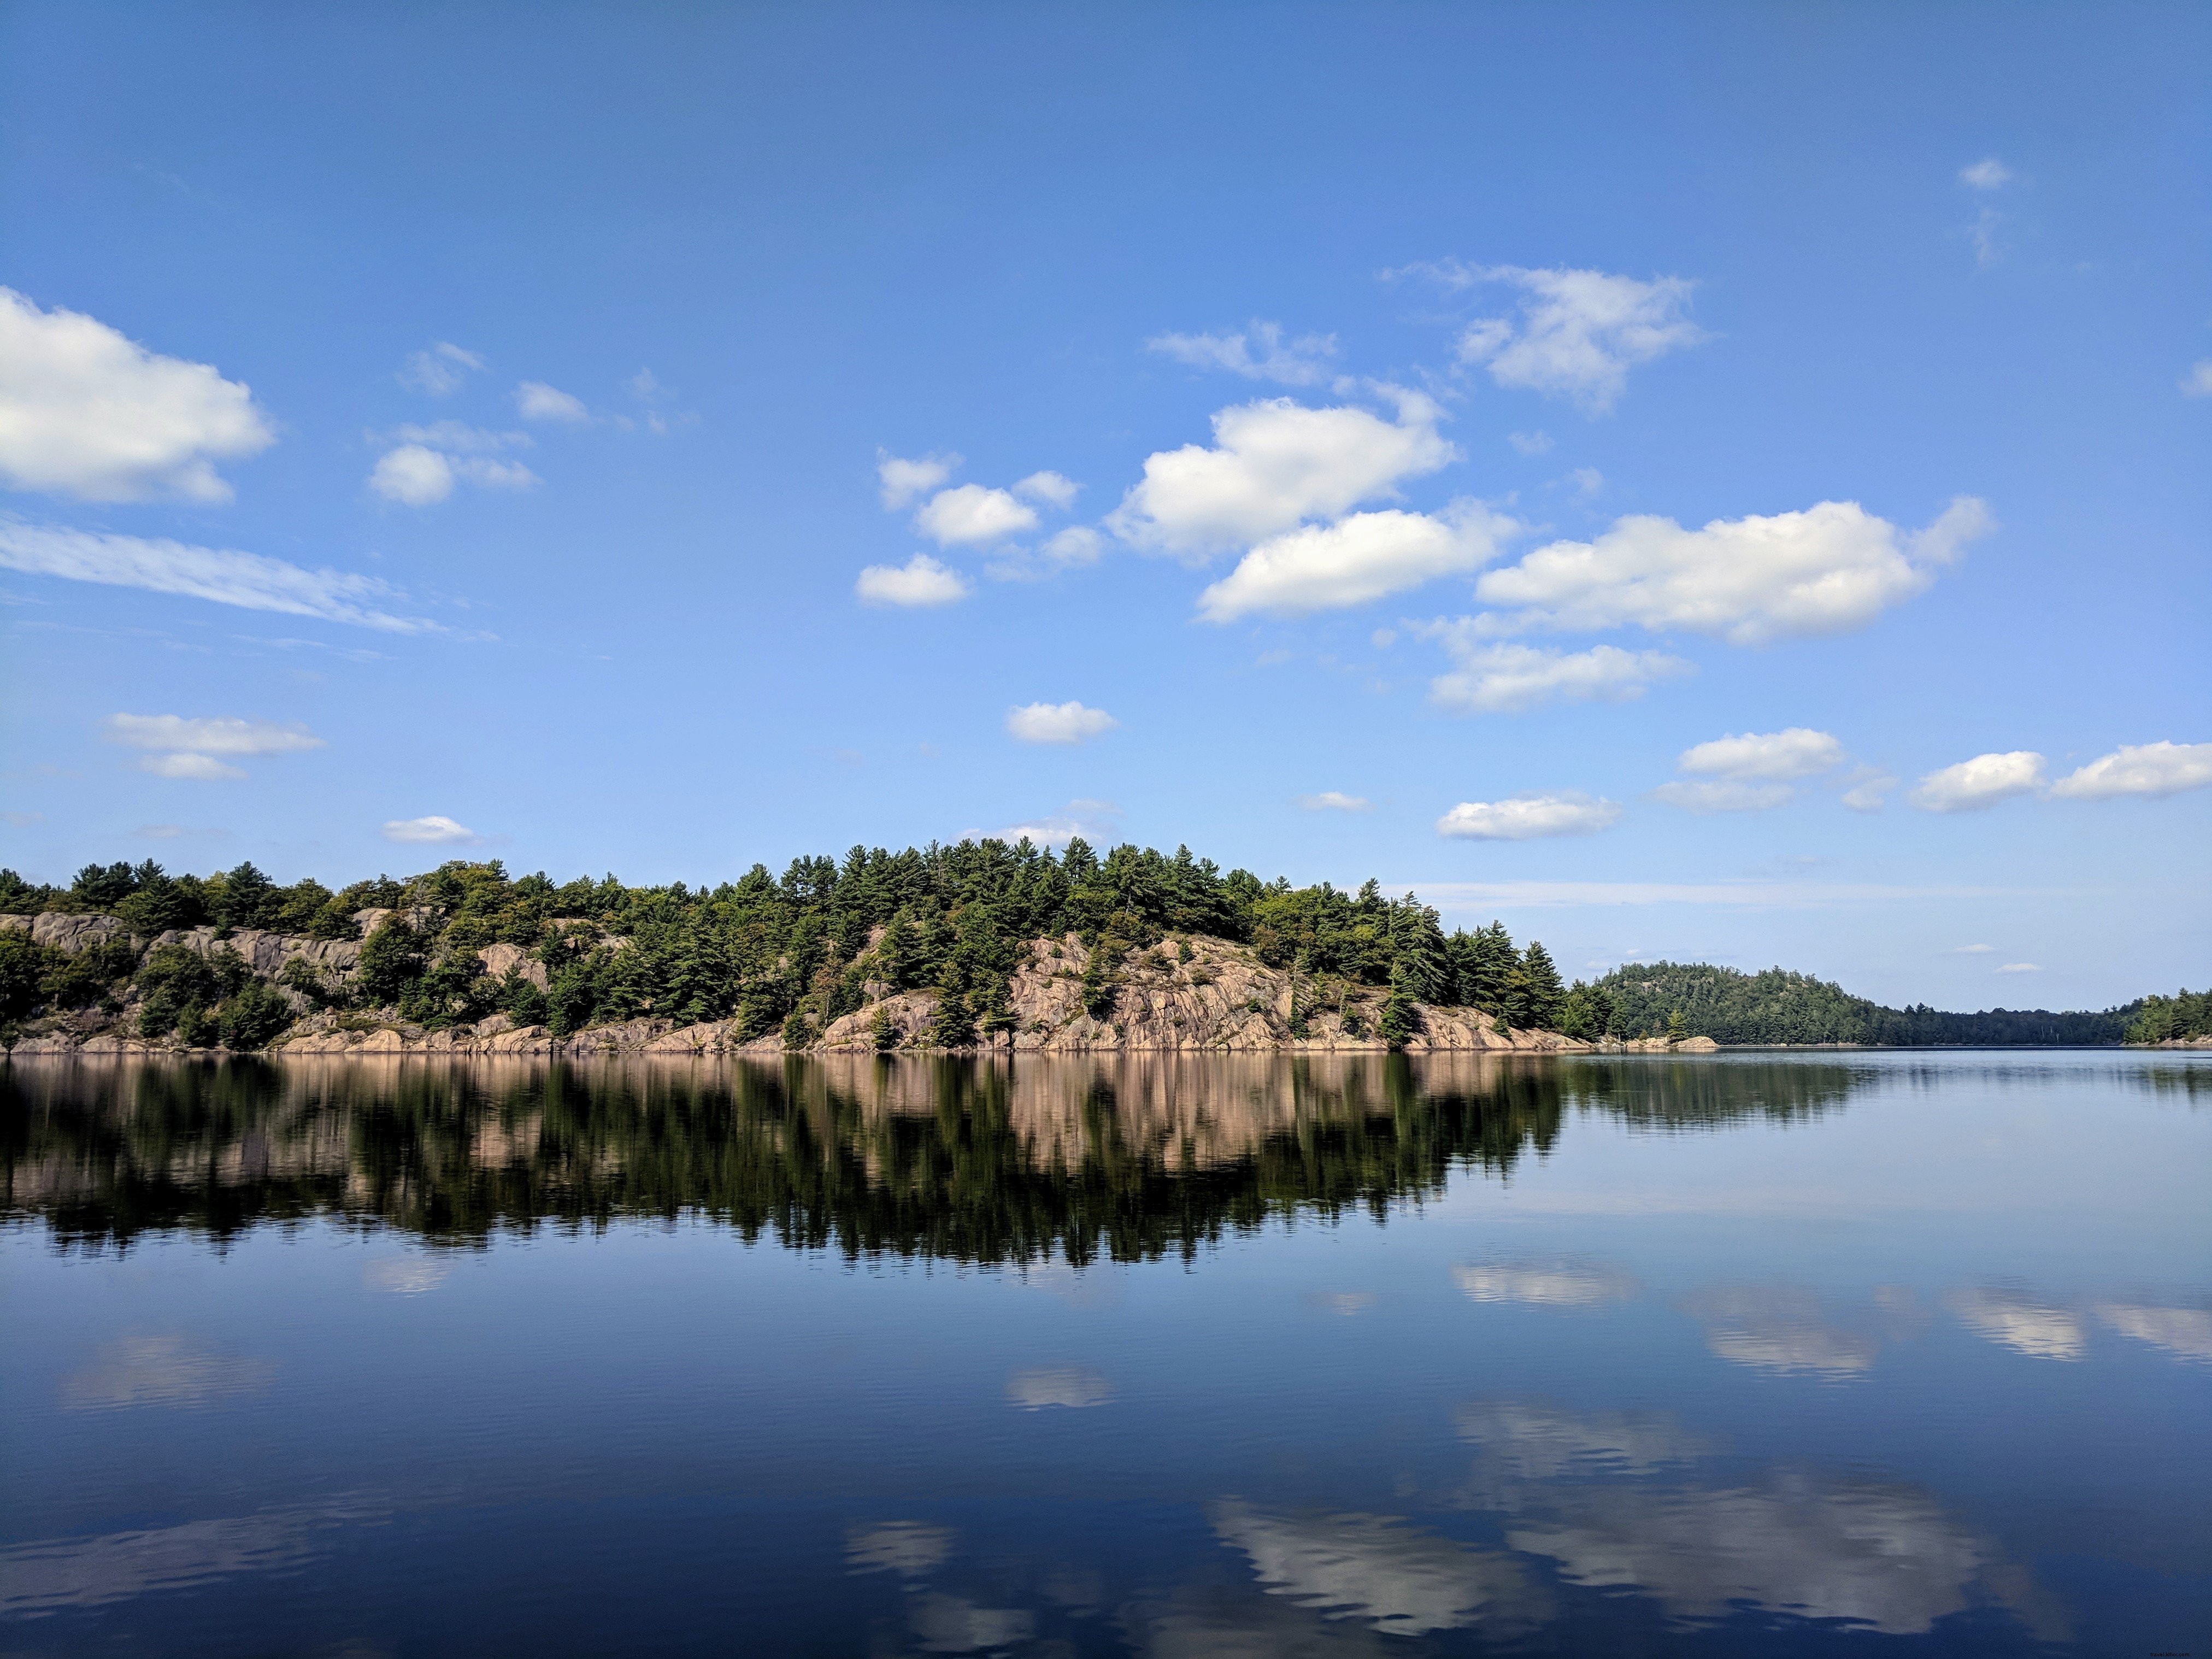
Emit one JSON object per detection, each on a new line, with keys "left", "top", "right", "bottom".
{"left": 2, "top": 1053, "right": 1872, "bottom": 1261}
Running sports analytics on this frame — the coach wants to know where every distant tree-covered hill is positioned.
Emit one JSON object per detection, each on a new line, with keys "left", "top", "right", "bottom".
{"left": 1595, "top": 960, "right": 2138, "bottom": 1048}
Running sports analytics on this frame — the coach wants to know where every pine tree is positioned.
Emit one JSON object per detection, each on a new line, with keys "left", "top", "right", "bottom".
{"left": 1396, "top": 898, "right": 1452, "bottom": 1004}
{"left": 1520, "top": 940, "right": 1566, "bottom": 1031}
{"left": 1666, "top": 1005, "right": 1689, "bottom": 1043}
{"left": 1380, "top": 962, "right": 1423, "bottom": 1049}
{"left": 868, "top": 1001, "right": 896, "bottom": 1052}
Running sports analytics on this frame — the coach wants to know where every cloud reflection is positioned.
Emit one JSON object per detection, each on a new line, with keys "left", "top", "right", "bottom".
{"left": 1452, "top": 1260, "right": 1638, "bottom": 1308}
{"left": 58, "top": 1334, "right": 274, "bottom": 1411}
{"left": 908, "top": 1591, "right": 1035, "bottom": 1652}
{"left": 1454, "top": 1399, "right": 1715, "bottom": 1481}
{"left": 2094, "top": 1302, "right": 2212, "bottom": 1366}
{"left": 1681, "top": 1286, "right": 1880, "bottom": 1378}
{"left": 1005, "top": 1367, "right": 1114, "bottom": 1409}
{"left": 1948, "top": 1290, "right": 2086, "bottom": 1361}
{"left": 1209, "top": 1501, "right": 1548, "bottom": 1638}
{"left": 0, "top": 1497, "right": 386, "bottom": 1615}
{"left": 845, "top": 1521, "right": 955, "bottom": 1580}
{"left": 363, "top": 1257, "right": 451, "bottom": 1295}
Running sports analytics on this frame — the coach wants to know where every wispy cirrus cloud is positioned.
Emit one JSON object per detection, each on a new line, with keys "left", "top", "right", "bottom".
{"left": 0, "top": 521, "right": 440, "bottom": 633}
{"left": 1145, "top": 320, "right": 1338, "bottom": 386}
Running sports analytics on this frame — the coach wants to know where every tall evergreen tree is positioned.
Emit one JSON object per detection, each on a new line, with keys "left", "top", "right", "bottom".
{"left": 1520, "top": 940, "right": 1566, "bottom": 1031}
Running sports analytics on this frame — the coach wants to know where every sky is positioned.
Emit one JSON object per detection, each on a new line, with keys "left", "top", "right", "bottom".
{"left": 1, "top": 3, "right": 2206, "bottom": 1010}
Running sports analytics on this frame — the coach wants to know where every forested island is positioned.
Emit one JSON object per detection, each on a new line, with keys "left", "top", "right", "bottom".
{"left": 0, "top": 843, "right": 2197, "bottom": 1057}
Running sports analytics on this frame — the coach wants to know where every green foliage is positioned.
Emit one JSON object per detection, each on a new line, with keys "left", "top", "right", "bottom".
{"left": 1666, "top": 1006, "right": 1689, "bottom": 1042}
{"left": 0, "top": 868, "right": 58, "bottom": 915}
{"left": 115, "top": 864, "right": 207, "bottom": 933}
{"left": 0, "top": 931, "right": 50, "bottom": 1022}
{"left": 219, "top": 980, "right": 296, "bottom": 1050}
{"left": 1517, "top": 942, "right": 1565, "bottom": 1032}
{"left": 356, "top": 917, "right": 428, "bottom": 1004}
{"left": 1380, "top": 963, "right": 1422, "bottom": 1049}
{"left": 136, "top": 945, "right": 220, "bottom": 1037}
{"left": 2125, "top": 988, "right": 2210, "bottom": 1044}
{"left": 1557, "top": 981, "right": 1615, "bottom": 1042}
{"left": 869, "top": 1002, "right": 896, "bottom": 1052}
{"left": 781, "top": 1008, "right": 814, "bottom": 1051}
{"left": 69, "top": 861, "right": 140, "bottom": 910}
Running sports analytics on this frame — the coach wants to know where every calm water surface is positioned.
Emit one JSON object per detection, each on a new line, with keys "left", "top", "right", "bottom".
{"left": 2, "top": 1051, "right": 2207, "bottom": 1656}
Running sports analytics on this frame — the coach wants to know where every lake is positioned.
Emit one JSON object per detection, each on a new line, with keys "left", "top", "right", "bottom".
{"left": 2, "top": 1051, "right": 2207, "bottom": 1656}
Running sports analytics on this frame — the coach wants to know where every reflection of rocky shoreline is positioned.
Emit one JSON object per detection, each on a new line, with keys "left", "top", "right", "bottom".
{"left": 1, "top": 1054, "right": 1866, "bottom": 1261}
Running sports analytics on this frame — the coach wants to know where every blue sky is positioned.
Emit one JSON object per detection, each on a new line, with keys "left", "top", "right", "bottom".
{"left": 2, "top": 4, "right": 2206, "bottom": 1008}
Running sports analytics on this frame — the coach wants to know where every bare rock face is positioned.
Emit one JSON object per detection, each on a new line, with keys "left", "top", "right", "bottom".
{"left": 148, "top": 926, "right": 363, "bottom": 979}
{"left": 476, "top": 942, "right": 549, "bottom": 989}
{"left": 3, "top": 913, "right": 131, "bottom": 954}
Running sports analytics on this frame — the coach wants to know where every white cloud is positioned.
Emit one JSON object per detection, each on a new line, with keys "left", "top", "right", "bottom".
{"left": 139, "top": 753, "right": 246, "bottom": 781}
{"left": 0, "top": 521, "right": 436, "bottom": 632}
{"left": 1909, "top": 750, "right": 2046, "bottom": 813}
{"left": 1650, "top": 780, "right": 1795, "bottom": 814}
{"left": 1473, "top": 497, "right": 1992, "bottom": 645}
{"left": 513, "top": 380, "right": 589, "bottom": 423}
{"left": 1949, "top": 944, "right": 1995, "bottom": 954}
{"left": 1301, "top": 791, "right": 1371, "bottom": 811}
{"left": 381, "top": 815, "right": 482, "bottom": 845}
{"left": 2050, "top": 740, "right": 2212, "bottom": 800}
{"left": 1106, "top": 392, "right": 1456, "bottom": 561}
{"left": 369, "top": 445, "right": 452, "bottom": 505}
{"left": 1842, "top": 769, "right": 1897, "bottom": 812}
{"left": 104, "top": 715, "right": 322, "bottom": 756}
{"left": 984, "top": 524, "right": 1106, "bottom": 582}
{"left": 876, "top": 450, "right": 960, "bottom": 509}
{"left": 2183, "top": 360, "right": 2212, "bottom": 398}
{"left": 1006, "top": 701, "right": 1117, "bottom": 745}
{"left": 1041, "top": 524, "right": 1103, "bottom": 566}
{"left": 1968, "top": 206, "right": 2004, "bottom": 267}
{"left": 397, "top": 342, "right": 482, "bottom": 396}
{"left": 1567, "top": 466, "right": 1604, "bottom": 498}
{"left": 914, "top": 483, "right": 1038, "bottom": 546}
{"left": 1446, "top": 265, "right": 1705, "bottom": 414}
{"left": 1145, "top": 320, "right": 1338, "bottom": 386}
{"left": 1012, "top": 470, "right": 1079, "bottom": 508}
{"left": 107, "top": 714, "right": 322, "bottom": 783}
{"left": 0, "top": 287, "right": 276, "bottom": 503}
{"left": 1437, "top": 791, "right": 1622, "bottom": 840}
{"left": 1196, "top": 502, "right": 1514, "bottom": 621}
{"left": 855, "top": 553, "right": 969, "bottom": 607}
{"left": 982, "top": 798, "right": 1120, "bottom": 847}
{"left": 1423, "top": 634, "right": 1691, "bottom": 714}
{"left": 1959, "top": 158, "right": 2013, "bottom": 190}
{"left": 1678, "top": 727, "right": 1844, "bottom": 780}
{"left": 1508, "top": 430, "right": 1553, "bottom": 455}
{"left": 369, "top": 444, "right": 537, "bottom": 505}
{"left": 1996, "top": 962, "right": 2041, "bottom": 974}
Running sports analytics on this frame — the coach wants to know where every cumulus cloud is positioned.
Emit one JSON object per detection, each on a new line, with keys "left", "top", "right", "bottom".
{"left": 1145, "top": 320, "right": 1338, "bottom": 386}
{"left": 1508, "top": 430, "right": 1552, "bottom": 456}
{"left": 2050, "top": 740, "right": 2212, "bottom": 800}
{"left": 1436, "top": 791, "right": 1622, "bottom": 840}
{"left": 381, "top": 815, "right": 481, "bottom": 845}
{"left": 1959, "top": 158, "right": 2013, "bottom": 190}
{"left": 1196, "top": 502, "right": 1515, "bottom": 621}
{"left": 1996, "top": 962, "right": 2041, "bottom": 974}
{"left": 397, "top": 342, "right": 482, "bottom": 397}
{"left": 0, "top": 287, "right": 276, "bottom": 502}
{"left": 1473, "top": 497, "right": 1992, "bottom": 644}
{"left": 375, "top": 422, "right": 530, "bottom": 455}
{"left": 104, "top": 715, "right": 322, "bottom": 757}
{"left": 876, "top": 450, "right": 960, "bottom": 509}
{"left": 1011, "top": 469, "right": 1079, "bottom": 508}
{"left": 1655, "top": 726, "right": 1842, "bottom": 810}
{"left": 1842, "top": 768, "right": 1898, "bottom": 812}
{"left": 1436, "top": 264, "right": 1705, "bottom": 414}
{"left": 1909, "top": 750, "right": 2046, "bottom": 813}
{"left": 981, "top": 798, "right": 1120, "bottom": 847}
{"left": 985, "top": 524, "right": 1107, "bottom": 582}
{"left": 914, "top": 483, "right": 1039, "bottom": 546}
{"left": 1301, "top": 791, "right": 1371, "bottom": 811}
{"left": 1423, "top": 633, "right": 1691, "bottom": 714}
{"left": 1006, "top": 701, "right": 1117, "bottom": 745}
{"left": 1106, "top": 392, "right": 1456, "bottom": 561}
{"left": 368, "top": 444, "right": 538, "bottom": 505}
{"left": 513, "top": 380, "right": 588, "bottom": 423}
{"left": 2183, "top": 361, "right": 2212, "bottom": 398}
{"left": 855, "top": 553, "right": 969, "bottom": 608}
{"left": 1678, "top": 727, "right": 1845, "bottom": 780}
{"left": 0, "top": 521, "right": 436, "bottom": 632}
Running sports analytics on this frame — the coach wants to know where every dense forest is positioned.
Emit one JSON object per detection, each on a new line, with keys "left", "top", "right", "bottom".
{"left": 1597, "top": 961, "right": 2141, "bottom": 1047}
{"left": 0, "top": 845, "right": 1597, "bottom": 1049}
{"left": 0, "top": 846, "right": 2181, "bottom": 1050}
